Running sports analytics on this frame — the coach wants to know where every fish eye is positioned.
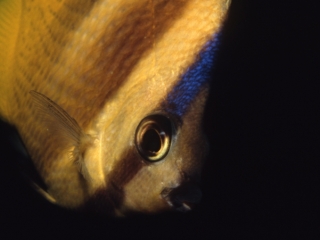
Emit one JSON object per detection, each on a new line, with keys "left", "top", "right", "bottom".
{"left": 135, "top": 114, "right": 173, "bottom": 162}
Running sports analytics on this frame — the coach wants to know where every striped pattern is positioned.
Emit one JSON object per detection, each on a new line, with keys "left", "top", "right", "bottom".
{"left": 162, "top": 33, "right": 221, "bottom": 117}
{"left": 0, "top": 0, "right": 230, "bottom": 215}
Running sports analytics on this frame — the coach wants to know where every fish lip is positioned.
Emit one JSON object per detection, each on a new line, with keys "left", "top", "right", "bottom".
{"left": 161, "top": 182, "right": 202, "bottom": 212}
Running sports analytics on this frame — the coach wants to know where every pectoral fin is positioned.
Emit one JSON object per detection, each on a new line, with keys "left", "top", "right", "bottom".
{"left": 29, "top": 91, "right": 92, "bottom": 178}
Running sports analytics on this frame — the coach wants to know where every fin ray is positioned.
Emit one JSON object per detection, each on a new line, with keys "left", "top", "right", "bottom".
{"left": 30, "top": 91, "right": 92, "bottom": 178}
{"left": 30, "top": 182, "right": 57, "bottom": 204}
{"left": 29, "top": 90, "right": 82, "bottom": 145}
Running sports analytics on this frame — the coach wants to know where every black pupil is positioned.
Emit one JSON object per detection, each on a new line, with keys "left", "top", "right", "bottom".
{"left": 141, "top": 128, "right": 161, "bottom": 153}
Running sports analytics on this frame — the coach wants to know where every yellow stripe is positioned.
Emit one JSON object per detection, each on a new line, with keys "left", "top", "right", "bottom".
{"left": 0, "top": 0, "right": 22, "bottom": 119}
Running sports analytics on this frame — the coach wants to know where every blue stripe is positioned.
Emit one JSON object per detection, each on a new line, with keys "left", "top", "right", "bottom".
{"left": 162, "top": 33, "right": 221, "bottom": 118}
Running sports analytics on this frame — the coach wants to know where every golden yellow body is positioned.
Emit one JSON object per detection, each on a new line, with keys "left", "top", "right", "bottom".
{"left": 0, "top": 0, "right": 230, "bottom": 215}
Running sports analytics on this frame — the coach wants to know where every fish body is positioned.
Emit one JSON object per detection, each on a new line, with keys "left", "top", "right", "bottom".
{"left": 0, "top": 0, "right": 230, "bottom": 215}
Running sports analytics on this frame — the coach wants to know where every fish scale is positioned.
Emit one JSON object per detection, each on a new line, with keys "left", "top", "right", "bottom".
{"left": 0, "top": 0, "right": 230, "bottom": 215}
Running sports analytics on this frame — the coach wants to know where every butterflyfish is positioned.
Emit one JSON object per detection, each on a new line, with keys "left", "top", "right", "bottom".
{"left": 0, "top": 0, "right": 230, "bottom": 216}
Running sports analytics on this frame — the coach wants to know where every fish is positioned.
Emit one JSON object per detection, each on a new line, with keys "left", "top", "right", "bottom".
{"left": 0, "top": 0, "right": 230, "bottom": 216}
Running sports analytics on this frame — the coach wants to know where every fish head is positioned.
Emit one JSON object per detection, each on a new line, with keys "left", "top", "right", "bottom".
{"left": 120, "top": 88, "right": 210, "bottom": 215}
{"left": 86, "top": 37, "right": 215, "bottom": 215}
{"left": 91, "top": 94, "right": 210, "bottom": 216}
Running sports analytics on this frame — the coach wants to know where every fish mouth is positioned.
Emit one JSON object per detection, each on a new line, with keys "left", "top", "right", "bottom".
{"left": 161, "top": 182, "right": 202, "bottom": 212}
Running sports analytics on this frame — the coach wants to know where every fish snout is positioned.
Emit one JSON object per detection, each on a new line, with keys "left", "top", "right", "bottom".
{"left": 161, "top": 182, "right": 202, "bottom": 212}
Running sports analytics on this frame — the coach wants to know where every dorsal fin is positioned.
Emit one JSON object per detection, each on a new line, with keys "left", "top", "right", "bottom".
{"left": 0, "top": 0, "right": 22, "bottom": 118}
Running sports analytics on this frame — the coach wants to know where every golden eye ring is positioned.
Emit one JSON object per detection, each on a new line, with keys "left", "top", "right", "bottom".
{"left": 135, "top": 114, "right": 173, "bottom": 162}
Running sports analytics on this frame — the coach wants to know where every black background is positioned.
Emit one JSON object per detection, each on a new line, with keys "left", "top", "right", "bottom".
{"left": 0, "top": 1, "right": 318, "bottom": 239}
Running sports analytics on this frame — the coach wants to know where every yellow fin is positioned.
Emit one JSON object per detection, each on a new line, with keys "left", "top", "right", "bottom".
{"left": 30, "top": 181, "right": 57, "bottom": 204}
{"left": 0, "top": 0, "right": 22, "bottom": 119}
{"left": 29, "top": 91, "right": 92, "bottom": 178}
{"left": 29, "top": 91, "right": 83, "bottom": 145}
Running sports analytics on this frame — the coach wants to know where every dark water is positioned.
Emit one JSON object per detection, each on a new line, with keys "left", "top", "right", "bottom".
{"left": 0, "top": 0, "right": 318, "bottom": 239}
